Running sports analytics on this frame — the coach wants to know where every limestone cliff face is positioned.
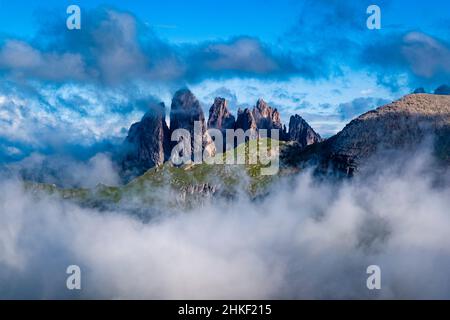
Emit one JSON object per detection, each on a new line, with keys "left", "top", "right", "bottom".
{"left": 121, "top": 102, "right": 170, "bottom": 178}
{"left": 207, "top": 97, "right": 236, "bottom": 150}
{"left": 121, "top": 90, "right": 324, "bottom": 178}
{"left": 288, "top": 114, "right": 322, "bottom": 149}
{"left": 170, "top": 89, "right": 215, "bottom": 163}
{"left": 253, "top": 99, "right": 284, "bottom": 132}
{"left": 235, "top": 99, "right": 287, "bottom": 139}
{"left": 235, "top": 107, "right": 258, "bottom": 141}
{"left": 235, "top": 108, "right": 256, "bottom": 131}
{"left": 207, "top": 97, "right": 236, "bottom": 132}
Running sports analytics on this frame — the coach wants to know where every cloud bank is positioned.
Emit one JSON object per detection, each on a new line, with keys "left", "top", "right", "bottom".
{"left": 1, "top": 150, "right": 450, "bottom": 299}
{"left": 361, "top": 31, "right": 450, "bottom": 90}
{"left": 0, "top": 8, "right": 299, "bottom": 85}
{"left": 0, "top": 4, "right": 447, "bottom": 90}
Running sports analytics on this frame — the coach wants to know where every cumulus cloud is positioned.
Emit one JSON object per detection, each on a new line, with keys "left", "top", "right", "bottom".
{"left": 280, "top": 0, "right": 390, "bottom": 79}
{"left": 279, "top": 0, "right": 448, "bottom": 91}
{"left": 1, "top": 149, "right": 450, "bottom": 299}
{"left": 0, "top": 8, "right": 300, "bottom": 85}
{"left": 0, "top": 40, "right": 87, "bottom": 81}
{"left": 185, "top": 37, "right": 299, "bottom": 80}
{"left": 402, "top": 32, "right": 450, "bottom": 78}
{"left": 361, "top": 31, "right": 450, "bottom": 90}
{"left": 0, "top": 81, "right": 160, "bottom": 163}
{"left": 89, "top": 10, "right": 149, "bottom": 84}
{"left": 0, "top": 4, "right": 446, "bottom": 95}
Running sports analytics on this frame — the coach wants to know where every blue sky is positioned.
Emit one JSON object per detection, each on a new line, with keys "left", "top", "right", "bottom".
{"left": 0, "top": 0, "right": 448, "bottom": 41}
{"left": 0, "top": 0, "right": 303, "bottom": 42}
{"left": 0, "top": 0, "right": 449, "bottom": 162}
{"left": 0, "top": 0, "right": 320, "bottom": 48}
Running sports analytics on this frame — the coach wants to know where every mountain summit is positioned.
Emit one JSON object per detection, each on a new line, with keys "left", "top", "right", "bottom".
{"left": 236, "top": 99, "right": 287, "bottom": 139}
{"left": 36, "top": 93, "right": 450, "bottom": 211}
{"left": 121, "top": 102, "right": 170, "bottom": 178}
{"left": 120, "top": 89, "right": 322, "bottom": 179}
{"left": 288, "top": 114, "right": 322, "bottom": 148}
{"left": 289, "top": 94, "right": 450, "bottom": 175}
{"left": 169, "top": 88, "right": 216, "bottom": 163}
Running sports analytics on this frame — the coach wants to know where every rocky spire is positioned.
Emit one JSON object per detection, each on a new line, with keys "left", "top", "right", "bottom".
{"left": 170, "top": 88, "right": 215, "bottom": 163}
{"left": 207, "top": 98, "right": 236, "bottom": 132}
{"left": 207, "top": 97, "right": 236, "bottom": 150}
{"left": 235, "top": 99, "right": 287, "bottom": 139}
{"left": 288, "top": 114, "right": 322, "bottom": 149}
{"left": 253, "top": 99, "right": 283, "bottom": 131}
{"left": 121, "top": 101, "right": 170, "bottom": 179}
{"left": 120, "top": 91, "right": 323, "bottom": 177}
{"left": 235, "top": 107, "right": 257, "bottom": 132}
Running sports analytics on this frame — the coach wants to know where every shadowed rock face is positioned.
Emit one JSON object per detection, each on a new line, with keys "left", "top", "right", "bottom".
{"left": 120, "top": 90, "right": 324, "bottom": 177}
{"left": 235, "top": 99, "right": 287, "bottom": 139}
{"left": 208, "top": 97, "right": 236, "bottom": 131}
{"left": 253, "top": 99, "right": 283, "bottom": 131}
{"left": 207, "top": 97, "right": 236, "bottom": 151}
{"left": 170, "top": 88, "right": 206, "bottom": 132}
{"left": 234, "top": 107, "right": 259, "bottom": 143}
{"left": 235, "top": 108, "right": 257, "bottom": 132}
{"left": 121, "top": 102, "right": 170, "bottom": 179}
{"left": 288, "top": 114, "right": 322, "bottom": 149}
{"left": 170, "top": 89, "right": 215, "bottom": 162}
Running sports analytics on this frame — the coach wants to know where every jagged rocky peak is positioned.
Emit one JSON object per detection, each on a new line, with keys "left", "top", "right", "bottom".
{"left": 235, "top": 107, "right": 257, "bottom": 132}
{"left": 253, "top": 98, "right": 283, "bottom": 130}
{"left": 170, "top": 88, "right": 205, "bottom": 128}
{"left": 207, "top": 97, "right": 236, "bottom": 132}
{"left": 120, "top": 90, "right": 324, "bottom": 176}
{"left": 235, "top": 99, "right": 287, "bottom": 139}
{"left": 208, "top": 97, "right": 236, "bottom": 151}
{"left": 288, "top": 114, "right": 322, "bottom": 149}
{"left": 121, "top": 101, "right": 170, "bottom": 179}
{"left": 170, "top": 88, "right": 215, "bottom": 162}
{"left": 254, "top": 99, "right": 271, "bottom": 117}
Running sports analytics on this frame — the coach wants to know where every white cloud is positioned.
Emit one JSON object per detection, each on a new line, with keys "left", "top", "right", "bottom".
{"left": 0, "top": 40, "right": 87, "bottom": 81}
{"left": 0, "top": 83, "right": 149, "bottom": 153}
{"left": 1, "top": 150, "right": 449, "bottom": 299}
{"left": 402, "top": 32, "right": 450, "bottom": 78}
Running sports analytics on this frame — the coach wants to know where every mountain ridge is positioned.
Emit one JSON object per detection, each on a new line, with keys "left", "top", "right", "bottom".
{"left": 285, "top": 93, "right": 450, "bottom": 175}
{"left": 26, "top": 92, "right": 450, "bottom": 213}
{"left": 120, "top": 88, "right": 321, "bottom": 178}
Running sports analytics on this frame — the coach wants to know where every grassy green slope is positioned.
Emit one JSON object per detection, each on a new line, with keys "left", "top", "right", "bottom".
{"left": 25, "top": 138, "right": 296, "bottom": 210}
